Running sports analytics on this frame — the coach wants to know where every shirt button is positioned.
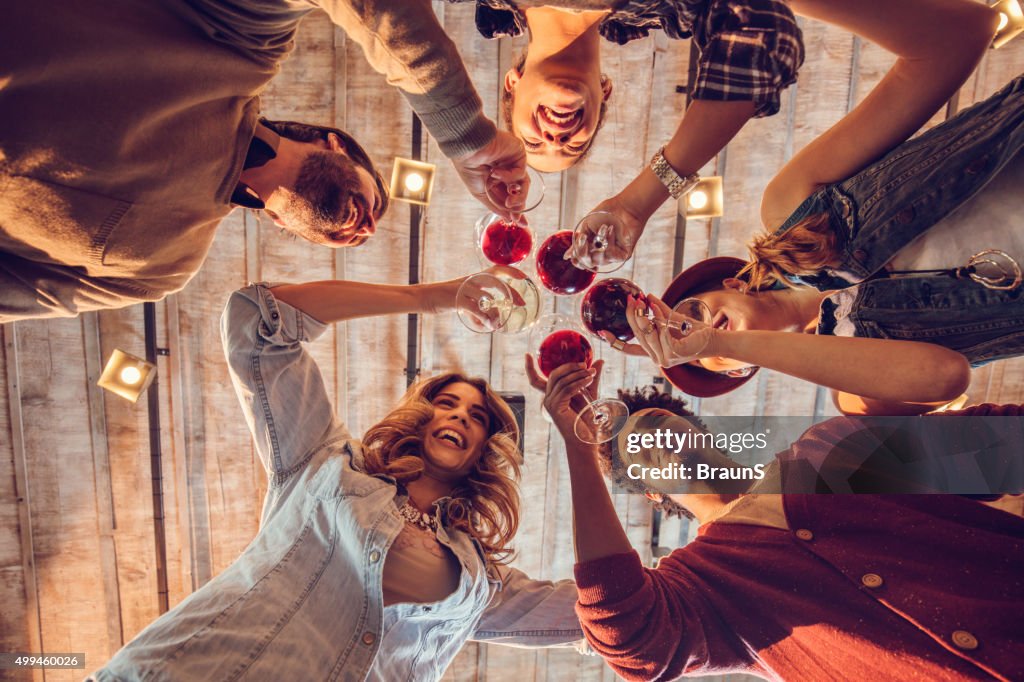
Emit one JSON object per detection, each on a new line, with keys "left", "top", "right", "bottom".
{"left": 896, "top": 208, "right": 915, "bottom": 224}
{"left": 362, "top": 632, "right": 376, "bottom": 646}
{"left": 271, "top": 311, "right": 279, "bottom": 320}
{"left": 952, "top": 630, "right": 978, "bottom": 650}
{"left": 861, "top": 573, "right": 884, "bottom": 588}
{"left": 795, "top": 529, "right": 814, "bottom": 541}
{"left": 369, "top": 550, "right": 381, "bottom": 563}
{"left": 423, "top": 606, "right": 432, "bottom": 613}
{"left": 852, "top": 249, "right": 868, "bottom": 263}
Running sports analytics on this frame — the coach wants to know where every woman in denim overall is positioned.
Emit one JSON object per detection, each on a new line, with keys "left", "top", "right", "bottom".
{"left": 606, "top": 4, "right": 1021, "bottom": 414}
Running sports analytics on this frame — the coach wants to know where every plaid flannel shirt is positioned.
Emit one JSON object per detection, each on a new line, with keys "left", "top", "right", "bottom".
{"left": 470, "top": 0, "right": 803, "bottom": 117}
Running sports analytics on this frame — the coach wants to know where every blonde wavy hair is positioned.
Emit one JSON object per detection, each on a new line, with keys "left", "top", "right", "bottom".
{"left": 361, "top": 373, "right": 522, "bottom": 566}
{"left": 740, "top": 212, "right": 841, "bottom": 291}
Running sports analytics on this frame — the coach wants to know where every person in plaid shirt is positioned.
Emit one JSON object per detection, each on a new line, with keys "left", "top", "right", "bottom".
{"left": 556, "top": 0, "right": 998, "bottom": 274}
{"left": 474, "top": 0, "right": 803, "bottom": 173}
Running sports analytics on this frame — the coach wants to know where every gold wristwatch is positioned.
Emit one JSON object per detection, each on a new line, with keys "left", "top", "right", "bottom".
{"left": 649, "top": 146, "right": 700, "bottom": 199}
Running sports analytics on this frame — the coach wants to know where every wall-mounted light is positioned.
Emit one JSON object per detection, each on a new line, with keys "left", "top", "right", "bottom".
{"left": 389, "top": 157, "right": 436, "bottom": 206}
{"left": 98, "top": 349, "right": 157, "bottom": 402}
{"left": 679, "top": 176, "right": 724, "bottom": 219}
{"left": 991, "top": 0, "right": 1024, "bottom": 48}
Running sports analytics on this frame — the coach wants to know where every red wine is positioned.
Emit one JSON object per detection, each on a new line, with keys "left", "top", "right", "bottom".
{"left": 538, "top": 329, "right": 593, "bottom": 377}
{"left": 481, "top": 219, "right": 532, "bottom": 265}
{"left": 536, "top": 231, "right": 596, "bottom": 295}
{"left": 581, "top": 278, "right": 644, "bottom": 342}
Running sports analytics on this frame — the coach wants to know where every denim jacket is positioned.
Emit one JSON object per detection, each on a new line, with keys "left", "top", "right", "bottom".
{"left": 91, "top": 285, "right": 585, "bottom": 681}
{"left": 776, "top": 75, "right": 1024, "bottom": 365}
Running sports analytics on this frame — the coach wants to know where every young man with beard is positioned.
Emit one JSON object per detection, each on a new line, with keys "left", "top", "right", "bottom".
{"left": 0, "top": 0, "right": 525, "bottom": 322}
{"left": 527, "top": 357, "right": 1024, "bottom": 681}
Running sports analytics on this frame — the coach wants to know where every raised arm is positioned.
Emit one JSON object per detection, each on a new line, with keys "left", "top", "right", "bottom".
{"left": 616, "top": 294, "right": 971, "bottom": 406}
{"left": 573, "top": 0, "right": 801, "bottom": 259}
{"left": 761, "top": 0, "right": 1000, "bottom": 225}
{"left": 220, "top": 274, "right": 483, "bottom": 480}
{"left": 534, "top": 360, "right": 738, "bottom": 680}
{"left": 319, "top": 0, "right": 528, "bottom": 216}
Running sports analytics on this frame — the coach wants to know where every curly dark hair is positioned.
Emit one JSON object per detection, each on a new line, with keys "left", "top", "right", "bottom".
{"left": 597, "top": 386, "right": 706, "bottom": 520}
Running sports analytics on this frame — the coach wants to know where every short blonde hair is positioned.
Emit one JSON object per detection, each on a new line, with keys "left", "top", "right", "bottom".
{"left": 361, "top": 373, "right": 522, "bottom": 565}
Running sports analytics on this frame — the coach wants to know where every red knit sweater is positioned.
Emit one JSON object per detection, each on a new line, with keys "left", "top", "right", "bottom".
{"left": 574, "top": 406, "right": 1024, "bottom": 681}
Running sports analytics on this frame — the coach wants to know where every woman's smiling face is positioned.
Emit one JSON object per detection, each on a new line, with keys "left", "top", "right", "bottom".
{"left": 421, "top": 381, "right": 493, "bottom": 481}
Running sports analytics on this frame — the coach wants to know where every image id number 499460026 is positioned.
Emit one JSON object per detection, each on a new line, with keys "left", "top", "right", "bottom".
{"left": 0, "top": 653, "right": 85, "bottom": 669}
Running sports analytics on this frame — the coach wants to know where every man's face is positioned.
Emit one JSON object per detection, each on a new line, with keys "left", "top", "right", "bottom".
{"left": 420, "top": 382, "right": 493, "bottom": 482}
{"left": 265, "top": 137, "right": 383, "bottom": 248}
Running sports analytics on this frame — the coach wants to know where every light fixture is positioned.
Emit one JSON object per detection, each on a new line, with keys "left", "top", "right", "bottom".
{"left": 990, "top": 0, "right": 1024, "bottom": 48}
{"left": 389, "top": 157, "right": 436, "bottom": 206}
{"left": 98, "top": 348, "right": 157, "bottom": 402}
{"left": 679, "top": 176, "right": 724, "bottom": 219}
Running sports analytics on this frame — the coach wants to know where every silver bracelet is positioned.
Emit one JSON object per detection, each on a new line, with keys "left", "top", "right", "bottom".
{"left": 649, "top": 146, "right": 700, "bottom": 199}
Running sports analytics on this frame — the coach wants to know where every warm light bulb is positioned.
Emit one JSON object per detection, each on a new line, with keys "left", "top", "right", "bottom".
{"left": 120, "top": 366, "right": 143, "bottom": 385}
{"left": 689, "top": 190, "right": 708, "bottom": 210}
{"left": 999, "top": 11, "right": 1009, "bottom": 30}
{"left": 404, "top": 172, "right": 425, "bottom": 192}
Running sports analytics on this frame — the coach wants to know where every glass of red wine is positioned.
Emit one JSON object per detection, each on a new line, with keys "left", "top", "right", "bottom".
{"left": 580, "top": 278, "right": 645, "bottom": 343}
{"left": 529, "top": 314, "right": 629, "bottom": 444}
{"left": 477, "top": 166, "right": 545, "bottom": 267}
{"left": 569, "top": 211, "right": 633, "bottom": 273}
{"left": 536, "top": 230, "right": 597, "bottom": 295}
{"left": 476, "top": 213, "right": 534, "bottom": 267}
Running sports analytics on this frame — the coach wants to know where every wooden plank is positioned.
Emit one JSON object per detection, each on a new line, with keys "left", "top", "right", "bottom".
{"left": 81, "top": 313, "right": 125, "bottom": 651}
{"left": 162, "top": 294, "right": 198, "bottom": 604}
{"left": 14, "top": 317, "right": 111, "bottom": 681}
{"left": 1, "top": 323, "right": 43, "bottom": 682}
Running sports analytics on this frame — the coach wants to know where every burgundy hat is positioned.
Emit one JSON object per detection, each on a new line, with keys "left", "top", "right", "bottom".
{"left": 660, "top": 256, "right": 760, "bottom": 398}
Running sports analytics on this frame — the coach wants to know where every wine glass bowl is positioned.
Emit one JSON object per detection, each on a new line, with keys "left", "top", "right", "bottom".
{"left": 476, "top": 213, "right": 533, "bottom": 266}
{"left": 581, "top": 278, "right": 645, "bottom": 342}
{"left": 536, "top": 231, "right": 597, "bottom": 295}
{"left": 499, "top": 272, "right": 542, "bottom": 334}
{"left": 538, "top": 328, "right": 594, "bottom": 377}
{"left": 570, "top": 211, "right": 633, "bottom": 274}
{"left": 487, "top": 164, "right": 546, "bottom": 214}
{"left": 455, "top": 273, "right": 516, "bottom": 333}
{"left": 529, "top": 314, "right": 629, "bottom": 445}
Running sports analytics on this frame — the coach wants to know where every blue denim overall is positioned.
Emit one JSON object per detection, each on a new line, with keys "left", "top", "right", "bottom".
{"left": 776, "top": 75, "right": 1024, "bottom": 366}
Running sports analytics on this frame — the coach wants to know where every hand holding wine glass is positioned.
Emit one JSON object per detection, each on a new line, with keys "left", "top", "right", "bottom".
{"left": 454, "top": 266, "right": 530, "bottom": 333}
{"left": 525, "top": 354, "right": 605, "bottom": 443}
{"left": 604, "top": 293, "right": 720, "bottom": 368}
{"left": 527, "top": 314, "right": 628, "bottom": 443}
{"left": 565, "top": 196, "right": 646, "bottom": 272}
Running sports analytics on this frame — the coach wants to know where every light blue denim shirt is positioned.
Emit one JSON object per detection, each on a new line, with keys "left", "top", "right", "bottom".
{"left": 90, "top": 284, "right": 586, "bottom": 681}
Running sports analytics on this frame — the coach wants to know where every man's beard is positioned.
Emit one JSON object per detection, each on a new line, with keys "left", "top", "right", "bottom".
{"left": 277, "top": 150, "right": 367, "bottom": 246}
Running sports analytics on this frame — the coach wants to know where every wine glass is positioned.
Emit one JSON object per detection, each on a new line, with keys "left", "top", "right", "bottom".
{"left": 569, "top": 211, "right": 634, "bottom": 273}
{"left": 476, "top": 213, "right": 534, "bottom": 266}
{"left": 580, "top": 278, "right": 645, "bottom": 343}
{"left": 477, "top": 166, "right": 546, "bottom": 267}
{"left": 529, "top": 314, "right": 630, "bottom": 444}
{"left": 536, "top": 231, "right": 597, "bottom": 295}
{"left": 455, "top": 272, "right": 516, "bottom": 333}
{"left": 456, "top": 271, "right": 542, "bottom": 334}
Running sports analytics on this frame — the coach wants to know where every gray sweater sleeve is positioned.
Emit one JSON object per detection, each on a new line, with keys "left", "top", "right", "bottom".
{"left": 318, "top": 0, "right": 497, "bottom": 158}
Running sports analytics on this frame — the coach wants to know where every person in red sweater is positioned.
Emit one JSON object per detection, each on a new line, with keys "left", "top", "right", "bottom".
{"left": 526, "top": 356, "right": 1024, "bottom": 681}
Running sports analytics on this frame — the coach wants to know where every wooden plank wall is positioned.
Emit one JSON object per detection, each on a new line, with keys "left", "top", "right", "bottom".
{"left": 0, "top": 5, "right": 1021, "bottom": 682}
